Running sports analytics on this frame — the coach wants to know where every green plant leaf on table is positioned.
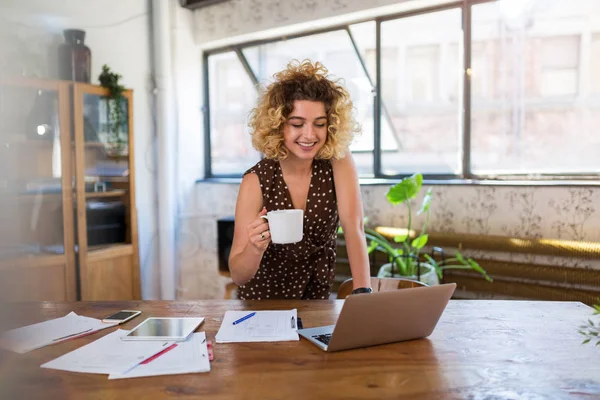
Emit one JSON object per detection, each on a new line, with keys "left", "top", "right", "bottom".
{"left": 579, "top": 303, "right": 600, "bottom": 346}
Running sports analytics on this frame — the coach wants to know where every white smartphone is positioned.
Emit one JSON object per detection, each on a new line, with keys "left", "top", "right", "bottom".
{"left": 102, "top": 310, "right": 142, "bottom": 324}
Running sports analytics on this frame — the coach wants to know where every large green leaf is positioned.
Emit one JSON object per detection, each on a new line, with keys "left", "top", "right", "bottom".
{"left": 394, "top": 234, "right": 409, "bottom": 243}
{"left": 386, "top": 173, "right": 423, "bottom": 205}
{"left": 467, "top": 258, "right": 493, "bottom": 282}
{"left": 411, "top": 234, "right": 429, "bottom": 250}
{"left": 367, "top": 240, "right": 379, "bottom": 253}
{"left": 417, "top": 187, "right": 433, "bottom": 215}
{"left": 423, "top": 254, "right": 442, "bottom": 277}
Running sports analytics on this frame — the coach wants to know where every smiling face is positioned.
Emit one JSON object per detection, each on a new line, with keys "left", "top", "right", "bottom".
{"left": 282, "top": 100, "right": 328, "bottom": 162}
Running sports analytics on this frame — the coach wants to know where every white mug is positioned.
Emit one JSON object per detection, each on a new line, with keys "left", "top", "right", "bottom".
{"left": 260, "top": 209, "right": 304, "bottom": 244}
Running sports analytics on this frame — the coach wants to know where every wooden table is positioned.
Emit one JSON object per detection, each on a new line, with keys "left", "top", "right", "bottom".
{"left": 0, "top": 300, "right": 599, "bottom": 399}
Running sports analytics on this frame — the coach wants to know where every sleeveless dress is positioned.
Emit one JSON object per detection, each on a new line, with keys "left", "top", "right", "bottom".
{"left": 237, "top": 158, "right": 339, "bottom": 300}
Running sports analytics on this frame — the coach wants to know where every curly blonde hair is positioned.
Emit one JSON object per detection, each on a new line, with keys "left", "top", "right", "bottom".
{"left": 249, "top": 59, "right": 359, "bottom": 160}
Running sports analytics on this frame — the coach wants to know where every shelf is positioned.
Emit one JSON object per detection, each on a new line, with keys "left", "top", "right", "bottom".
{"left": 85, "top": 190, "right": 126, "bottom": 199}
{"left": 0, "top": 253, "right": 66, "bottom": 270}
{"left": 1, "top": 139, "right": 55, "bottom": 147}
{"left": 84, "top": 141, "right": 105, "bottom": 148}
{"left": 71, "top": 141, "right": 105, "bottom": 148}
{"left": 87, "top": 243, "right": 133, "bottom": 262}
{"left": 89, "top": 176, "right": 130, "bottom": 183}
{"left": 72, "top": 141, "right": 129, "bottom": 156}
{"left": 1, "top": 190, "right": 127, "bottom": 200}
{"left": 0, "top": 192, "right": 63, "bottom": 201}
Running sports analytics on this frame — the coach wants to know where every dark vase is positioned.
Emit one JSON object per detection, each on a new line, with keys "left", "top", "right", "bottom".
{"left": 58, "top": 29, "right": 91, "bottom": 83}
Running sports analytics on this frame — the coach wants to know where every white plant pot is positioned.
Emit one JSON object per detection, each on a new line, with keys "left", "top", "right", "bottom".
{"left": 376, "top": 262, "right": 440, "bottom": 286}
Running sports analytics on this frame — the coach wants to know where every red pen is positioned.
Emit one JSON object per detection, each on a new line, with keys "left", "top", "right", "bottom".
{"left": 141, "top": 343, "right": 178, "bottom": 365}
{"left": 207, "top": 340, "right": 214, "bottom": 361}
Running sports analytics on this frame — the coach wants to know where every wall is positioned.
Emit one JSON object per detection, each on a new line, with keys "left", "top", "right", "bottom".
{"left": 179, "top": 0, "right": 600, "bottom": 299}
{"left": 0, "top": 0, "right": 161, "bottom": 299}
{"left": 171, "top": 3, "right": 211, "bottom": 299}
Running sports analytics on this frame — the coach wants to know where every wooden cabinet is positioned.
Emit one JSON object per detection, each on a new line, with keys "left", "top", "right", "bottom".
{"left": 72, "top": 84, "right": 140, "bottom": 301}
{"left": 0, "top": 78, "right": 76, "bottom": 302}
{"left": 0, "top": 78, "right": 140, "bottom": 301}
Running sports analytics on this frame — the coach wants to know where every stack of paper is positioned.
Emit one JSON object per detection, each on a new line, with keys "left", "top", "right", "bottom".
{"left": 109, "top": 332, "right": 210, "bottom": 379}
{"left": 41, "top": 329, "right": 172, "bottom": 374}
{"left": 0, "top": 312, "right": 118, "bottom": 353}
{"left": 215, "top": 309, "right": 299, "bottom": 343}
{"left": 41, "top": 329, "right": 210, "bottom": 379}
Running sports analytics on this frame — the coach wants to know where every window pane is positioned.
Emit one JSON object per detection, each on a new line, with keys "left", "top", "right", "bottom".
{"left": 349, "top": 22, "right": 376, "bottom": 79}
{"left": 243, "top": 30, "right": 376, "bottom": 176}
{"left": 208, "top": 52, "right": 260, "bottom": 176}
{"left": 380, "top": 8, "right": 463, "bottom": 175}
{"left": 471, "top": 1, "right": 600, "bottom": 175}
{"left": 592, "top": 33, "right": 600, "bottom": 93}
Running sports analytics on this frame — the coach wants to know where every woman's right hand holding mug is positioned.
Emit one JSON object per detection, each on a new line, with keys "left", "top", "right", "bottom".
{"left": 248, "top": 207, "right": 271, "bottom": 252}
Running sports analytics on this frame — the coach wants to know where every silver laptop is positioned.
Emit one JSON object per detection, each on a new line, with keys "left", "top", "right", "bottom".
{"left": 298, "top": 283, "right": 456, "bottom": 352}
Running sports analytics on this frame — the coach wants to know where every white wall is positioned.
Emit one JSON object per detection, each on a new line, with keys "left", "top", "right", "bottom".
{"left": 0, "top": 0, "right": 161, "bottom": 299}
{"left": 171, "top": 3, "right": 211, "bottom": 298}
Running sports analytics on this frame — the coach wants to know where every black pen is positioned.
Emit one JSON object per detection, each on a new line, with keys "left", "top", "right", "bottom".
{"left": 291, "top": 316, "right": 296, "bottom": 329}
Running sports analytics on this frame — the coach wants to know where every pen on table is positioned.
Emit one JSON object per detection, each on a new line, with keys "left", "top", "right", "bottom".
{"left": 232, "top": 312, "right": 256, "bottom": 325}
{"left": 207, "top": 340, "right": 214, "bottom": 361}
{"left": 52, "top": 328, "right": 93, "bottom": 342}
{"left": 141, "top": 343, "right": 178, "bottom": 365}
{"left": 291, "top": 316, "right": 295, "bottom": 329}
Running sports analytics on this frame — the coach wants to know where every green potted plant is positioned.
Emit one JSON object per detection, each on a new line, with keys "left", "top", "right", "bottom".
{"left": 365, "top": 173, "right": 492, "bottom": 285}
{"left": 98, "top": 64, "right": 127, "bottom": 156}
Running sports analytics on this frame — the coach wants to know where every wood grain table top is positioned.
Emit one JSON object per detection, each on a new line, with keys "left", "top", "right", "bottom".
{"left": 0, "top": 299, "right": 598, "bottom": 399}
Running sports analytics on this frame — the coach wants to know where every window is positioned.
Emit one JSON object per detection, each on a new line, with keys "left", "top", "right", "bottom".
{"left": 380, "top": 8, "right": 462, "bottom": 176}
{"left": 406, "top": 45, "right": 440, "bottom": 103}
{"left": 208, "top": 52, "right": 260, "bottom": 176}
{"left": 592, "top": 33, "right": 600, "bottom": 94}
{"left": 204, "top": 0, "right": 600, "bottom": 180}
{"left": 470, "top": 1, "right": 598, "bottom": 175}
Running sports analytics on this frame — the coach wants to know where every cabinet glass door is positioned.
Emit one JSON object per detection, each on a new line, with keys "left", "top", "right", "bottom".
{"left": 79, "top": 91, "right": 131, "bottom": 250}
{"left": 0, "top": 83, "right": 67, "bottom": 260}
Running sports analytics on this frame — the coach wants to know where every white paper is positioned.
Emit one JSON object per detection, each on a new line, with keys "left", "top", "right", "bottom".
{"left": 108, "top": 332, "right": 210, "bottom": 379}
{"left": 0, "top": 312, "right": 118, "bottom": 354}
{"left": 41, "top": 329, "right": 174, "bottom": 375}
{"left": 215, "top": 310, "right": 299, "bottom": 343}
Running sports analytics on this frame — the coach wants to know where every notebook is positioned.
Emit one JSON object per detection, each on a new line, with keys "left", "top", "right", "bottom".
{"left": 215, "top": 310, "right": 298, "bottom": 343}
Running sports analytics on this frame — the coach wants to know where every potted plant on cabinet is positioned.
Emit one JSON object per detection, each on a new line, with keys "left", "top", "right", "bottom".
{"left": 365, "top": 173, "right": 492, "bottom": 285}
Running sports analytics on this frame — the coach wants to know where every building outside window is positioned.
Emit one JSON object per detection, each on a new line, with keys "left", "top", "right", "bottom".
{"left": 204, "top": 0, "right": 600, "bottom": 180}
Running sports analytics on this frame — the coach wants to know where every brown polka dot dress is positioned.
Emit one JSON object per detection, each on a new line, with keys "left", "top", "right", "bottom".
{"left": 238, "top": 158, "right": 339, "bottom": 300}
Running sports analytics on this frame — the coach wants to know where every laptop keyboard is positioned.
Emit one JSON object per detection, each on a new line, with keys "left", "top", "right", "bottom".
{"left": 312, "top": 333, "right": 332, "bottom": 345}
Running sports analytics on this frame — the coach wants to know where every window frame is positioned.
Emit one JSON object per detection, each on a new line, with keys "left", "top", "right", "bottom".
{"left": 202, "top": 0, "right": 600, "bottom": 183}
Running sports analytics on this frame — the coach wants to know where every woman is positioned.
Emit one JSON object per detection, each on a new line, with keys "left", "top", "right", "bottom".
{"left": 229, "top": 59, "right": 372, "bottom": 300}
